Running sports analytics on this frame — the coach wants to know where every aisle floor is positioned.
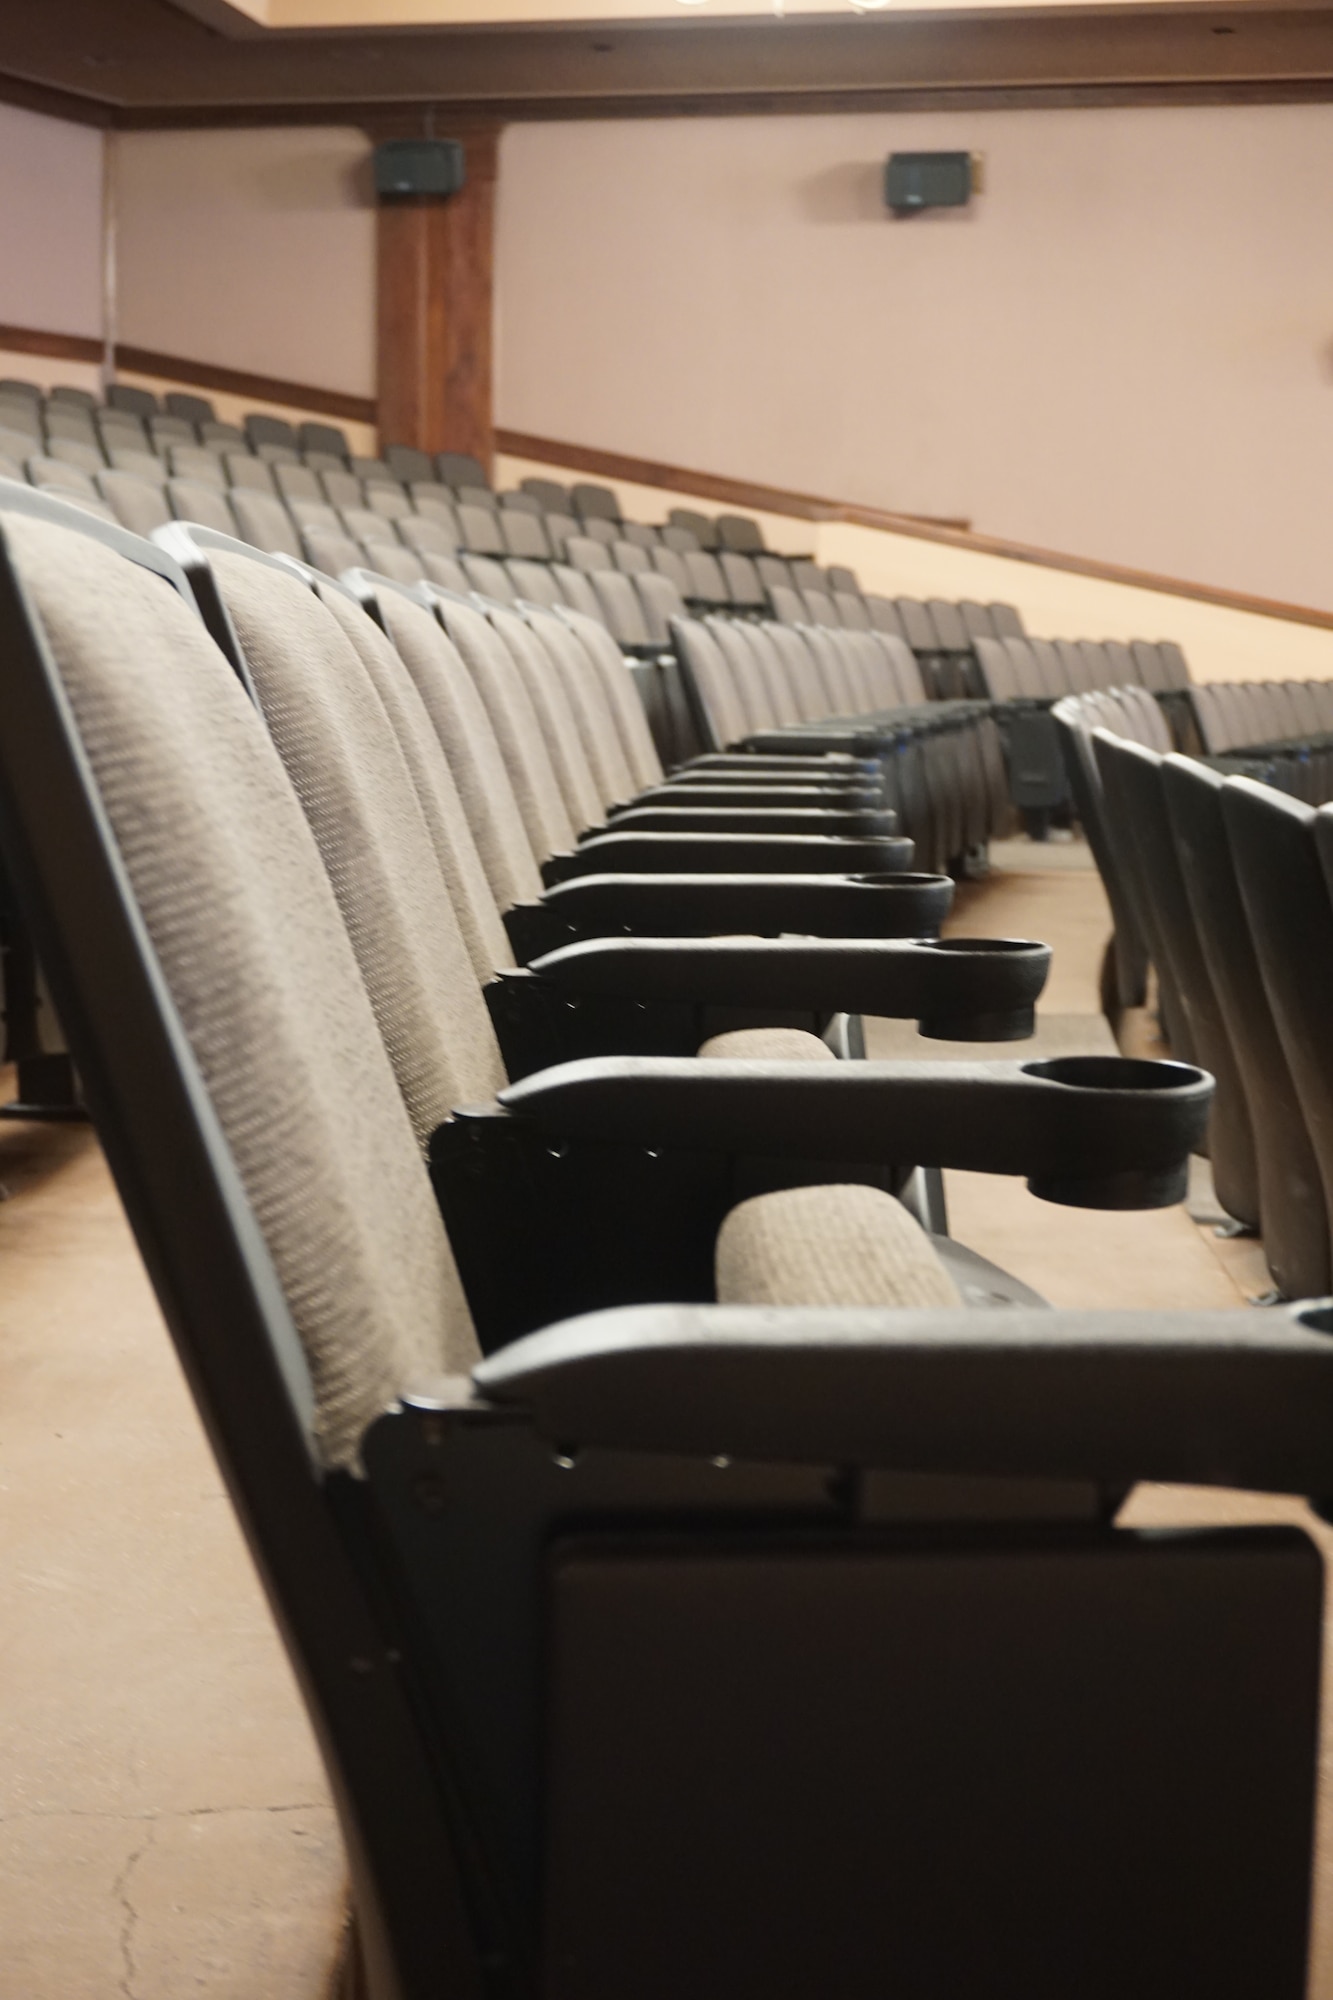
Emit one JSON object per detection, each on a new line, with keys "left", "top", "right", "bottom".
{"left": 0, "top": 831, "right": 1328, "bottom": 1995}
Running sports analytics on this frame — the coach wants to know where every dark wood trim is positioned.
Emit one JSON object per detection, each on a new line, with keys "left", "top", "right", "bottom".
{"left": 0, "top": 324, "right": 104, "bottom": 366}
{"left": 496, "top": 428, "right": 1333, "bottom": 633}
{"left": 0, "top": 71, "right": 112, "bottom": 128}
{"left": 103, "top": 77, "right": 1333, "bottom": 130}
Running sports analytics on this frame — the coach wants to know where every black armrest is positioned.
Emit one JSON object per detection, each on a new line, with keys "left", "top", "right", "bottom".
{"left": 466, "top": 1299, "right": 1333, "bottom": 1495}
{"left": 581, "top": 805, "right": 900, "bottom": 839}
{"left": 685, "top": 752, "right": 880, "bottom": 776}
{"left": 494, "top": 1053, "right": 1212, "bottom": 1208}
{"left": 521, "top": 936, "right": 1050, "bottom": 1040}
{"left": 542, "top": 830, "right": 914, "bottom": 884}
{"left": 632, "top": 783, "right": 887, "bottom": 810}
{"left": 502, "top": 871, "right": 955, "bottom": 959}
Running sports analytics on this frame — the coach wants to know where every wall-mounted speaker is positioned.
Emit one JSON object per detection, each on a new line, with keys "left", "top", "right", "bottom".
{"left": 373, "top": 139, "right": 467, "bottom": 200}
{"left": 885, "top": 152, "right": 975, "bottom": 216}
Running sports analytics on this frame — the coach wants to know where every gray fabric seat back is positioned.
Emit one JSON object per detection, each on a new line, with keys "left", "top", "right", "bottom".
{"left": 488, "top": 604, "right": 606, "bottom": 832}
{"left": 27, "top": 454, "right": 97, "bottom": 498}
{"left": 716, "top": 513, "right": 764, "bottom": 554}
{"left": 419, "top": 551, "right": 471, "bottom": 594}
{"left": 705, "top": 616, "right": 784, "bottom": 732}
{"left": 341, "top": 505, "right": 397, "bottom": 546}
{"left": 620, "top": 522, "right": 659, "bottom": 550}
{"left": 558, "top": 609, "right": 665, "bottom": 791}
{"left": 565, "top": 533, "right": 609, "bottom": 576}
{"left": 320, "top": 468, "right": 363, "bottom": 511}
{"left": 612, "top": 539, "right": 652, "bottom": 576}
{"left": 588, "top": 569, "right": 652, "bottom": 650}
{"left": 660, "top": 524, "right": 700, "bottom": 555}
{"left": 316, "top": 583, "right": 512, "bottom": 983}
{"left": 990, "top": 602, "right": 1026, "bottom": 638}
{"left": 834, "top": 592, "right": 871, "bottom": 631}
{"left": 571, "top": 482, "right": 620, "bottom": 524}
{"left": 379, "top": 590, "right": 543, "bottom": 910}
{"left": 879, "top": 632, "right": 926, "bottom": 705}
{"left": 520, "top": 476, "right": 569, "bottom": 512}
{"left": 551, "top": 564, "right": 605, "bottom": 622}
{"left": 300, "top": 523, "right": 363, "bottom": 578}
{"left": 363, "top": 541, "right": 427, "bottom": 586}
{"left": 735, "top": 624, "right": 803, "bottom": 727}
{"left": 767, "top": 583, "right": 805, "bottom": 627}
{"left": 505, "top": 558, "right": 564, "bottom": 610}
{"left": 800, "top": 587, "right": 840, "bottom": 628}
{"left": 763, "top": 623, "right": 827, "bottom": 722}
{"left": 289, "top": 498, "right": 342, "bottom": 533}
{"left": 47, "top": 436, "right": 104, "bottom": 475}
{"left": 523, "top": 606, "right": 638, "bottom": 809}
{"left": 671, "top": 615, "right": 753, "bottom": 749}
{"left": 229, "top": 487, "right": 303, "bottom": 559}
{"left": 633, "top": 570, "right": 687, "bottom": 647}
{"left": 501, "top": 511, "right": 552, "bottom": 562}
{"left": 542, "top": 511, "right": 579, "bottom": 558}
{"left": 273, "top": 461, "right": 323, "bottom": 505}
{"left": 460, "top": 553, "right": 516, "bottom": 604}
{"left": 436, "top": 451, "right": 488, "bottom": 491}
{"left": 168, "top": 445, "right": 225, "bottom": 487}
{"left": 167, "top": 478, "right": 237, "bottom": 536}
{"left": 224, "top": 452, "right": 277, "bottom": 496}
{"left": 298, "top": 421, "right": 350, "bottom": 459}
{"left": 96, "top": 471, "right": 171, "bottom": 538}
{"left": 364, "top": 484, "right": 414, "bottom": 522}
{"left": 974, "top": 635, "right": 1019, "bottom": 701}
{"left": 411, "top": 486, "right": 461, "bottom": 534}
{"left": 719, "top": 551, "right": 765, "bottom": 610}
{"left": 457, "top": 503, "right": 506, "bottom": 558}
{"left": 436, "top": 595, "right": 577, "bottom": 860}
{"left": 864, "top": 595, "right": 907, "bottom": 642}
{"left": 107, "top": 446, "right": 165, "bottom": 482}
{"left": 6, "top": 511, "right": 474, "bottom": 1471}
{"left": 209, "top": 552, "right": 507, "bottom": 1146}
{"left": 650, "top": 545, "right": 691, "bottom": 594}
{"left": 667, "top": 507, "right": 717, "bottom": 550}
{"left": 384, "top": 445, "right": 436, "bottom": 485}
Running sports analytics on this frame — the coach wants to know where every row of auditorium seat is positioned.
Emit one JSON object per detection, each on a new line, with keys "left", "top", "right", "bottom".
{"left": 1056, "top": 683, "right": 1333, "bottom": 1307}
{"left": 0, "top": 477, "right": 1312, "bottom": 2000}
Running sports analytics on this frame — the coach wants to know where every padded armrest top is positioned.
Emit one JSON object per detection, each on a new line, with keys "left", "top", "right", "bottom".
{"left": 462, "top": 1301, "right": 1333, "bottom": 1494}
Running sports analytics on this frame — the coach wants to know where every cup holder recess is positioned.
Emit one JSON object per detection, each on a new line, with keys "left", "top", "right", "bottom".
{"left": 1022, "top": 1056, "right": 1207, "bottom": 1093}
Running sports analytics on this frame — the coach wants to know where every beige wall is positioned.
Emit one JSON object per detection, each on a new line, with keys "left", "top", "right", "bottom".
{"left": 496, "top": 106, "right": 1333, "bottom": 613}
{"left": 113, "top": 128, "right": 375, "bottom": 397}
{"left": 0, "top": 103, "right": 103, "bottom": 340}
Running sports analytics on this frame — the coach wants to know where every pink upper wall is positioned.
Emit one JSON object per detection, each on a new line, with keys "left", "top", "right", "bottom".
{"left": 112, "top": 128, "right": 375, "bottom": 398}
{"left": 0, "top": 102, "right": 104, "bottom": 340}
{"left": 495, "top": 106, "right": 1333, "bottom": 610}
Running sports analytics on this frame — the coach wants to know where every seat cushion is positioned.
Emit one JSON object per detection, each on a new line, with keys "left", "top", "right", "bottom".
{"left": 697, "top": 1027, "right": 836, "bottom": 1062}
{"left": 717, "top": 1184, "right": 962, "bottom": 1309}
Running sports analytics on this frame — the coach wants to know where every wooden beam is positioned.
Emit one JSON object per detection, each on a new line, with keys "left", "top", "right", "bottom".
{"left": 374, "top": 125, "right": 499, "bottom": 469}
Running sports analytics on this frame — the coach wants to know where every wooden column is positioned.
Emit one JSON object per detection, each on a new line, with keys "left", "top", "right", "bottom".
{"left": 374, "top": 123, "right": 499, "bottom": 471}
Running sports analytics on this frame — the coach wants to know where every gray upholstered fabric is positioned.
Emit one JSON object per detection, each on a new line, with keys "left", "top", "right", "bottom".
{"left": 559, "top": 612, "right": 664, "bottom": 790}
{"left": 697, "top": 1027, "right": 836, "bottom": 1061}
{"left": 378, "top": 591, "right": 544, "bottom": 913}
{"left": 316, "top": 583, "right": 514, "bottom": 981}
{"left": 488, "top": 605, "right": 605, "bottom": 834}
{"left": 6, "top": 512, "right": 474, "bottom": 1470}
{"left": 716, "top": 1185, "right": 962, "bottom": 1310}
{"left": 211, "top": 552, "right": 507, "bottom": 1140}
{"left": 524, "top": 606, "right": 637, "bottom": 810}
{"left": 436, "top": 595, "right": 576, "bottom": 862}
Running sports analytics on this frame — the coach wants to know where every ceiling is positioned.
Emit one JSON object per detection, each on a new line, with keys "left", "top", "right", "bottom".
{"left": 1, "top": 0, "right": 1329, "bottom": 124}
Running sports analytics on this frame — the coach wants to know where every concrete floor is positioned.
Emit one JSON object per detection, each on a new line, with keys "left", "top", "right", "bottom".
{"left": 0, "top": 830, "right": 1329, "bottom": 1994}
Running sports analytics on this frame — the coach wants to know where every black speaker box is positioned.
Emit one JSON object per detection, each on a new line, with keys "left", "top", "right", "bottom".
{"left": 373, "top": 139, "right": 467, "bottom": 200}
{"left": 885, "top": 152, "right": 973, "bottom": 215}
